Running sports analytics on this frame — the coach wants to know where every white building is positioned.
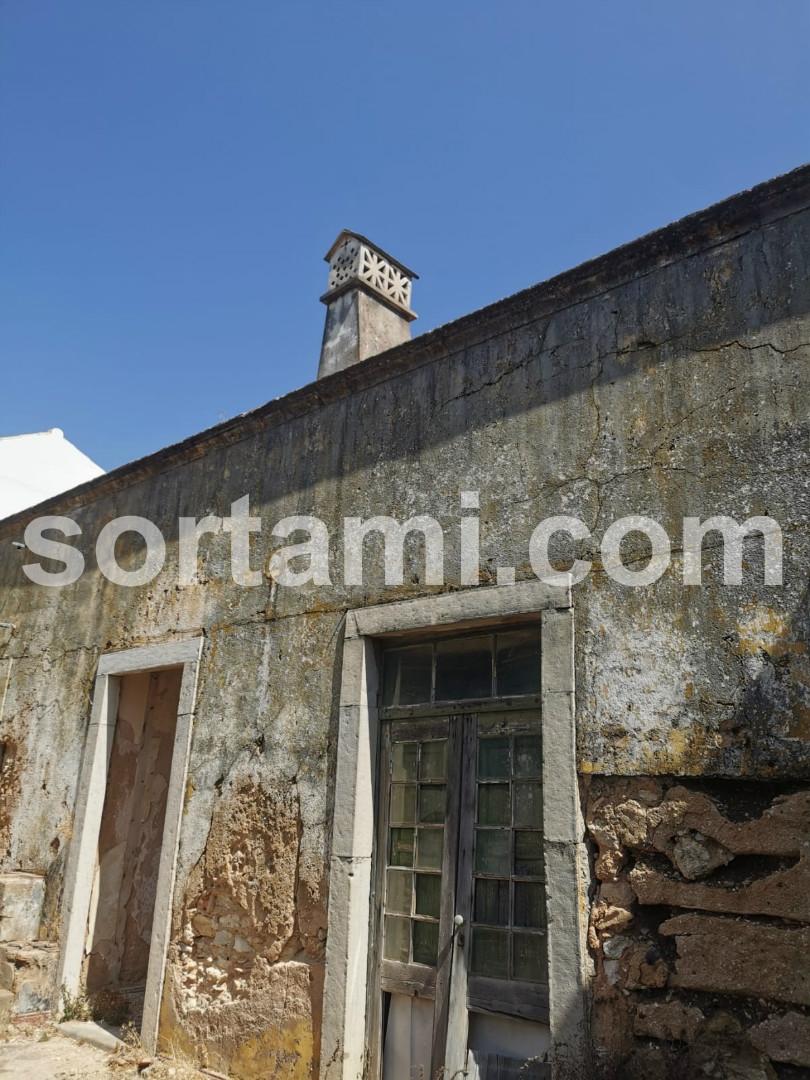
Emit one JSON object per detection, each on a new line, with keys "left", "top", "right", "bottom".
{"left": 0, "top": 428, "right": 104, "bottom": 520}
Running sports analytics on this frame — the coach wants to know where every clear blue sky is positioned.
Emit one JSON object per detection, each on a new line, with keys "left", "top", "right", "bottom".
{"left": 2, "top": 1, "right": 808, "bottom": 471}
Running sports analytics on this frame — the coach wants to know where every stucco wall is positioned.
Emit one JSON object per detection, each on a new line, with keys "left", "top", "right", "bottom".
{"left": 0, "top": 429, "right": 104, "bottom": 520}
{"left": 0, "top": 170, "right": 808, "bottom": 1076}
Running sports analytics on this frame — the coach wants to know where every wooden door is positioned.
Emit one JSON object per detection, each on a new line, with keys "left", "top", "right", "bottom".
{"left": 377, "top": 709, "right": 550, "bottom": 1080}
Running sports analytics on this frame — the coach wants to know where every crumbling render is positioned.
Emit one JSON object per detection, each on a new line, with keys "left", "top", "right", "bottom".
{"left": 160, "top": 776, "right": 325, "bottom": 1079}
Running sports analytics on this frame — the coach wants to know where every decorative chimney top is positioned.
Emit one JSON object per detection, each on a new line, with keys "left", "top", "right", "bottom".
{"left": 322, "top": 230, "right": 418, "bottom": 320}
{"left": 317, "top": 231, "right": 418, "bottom": 380}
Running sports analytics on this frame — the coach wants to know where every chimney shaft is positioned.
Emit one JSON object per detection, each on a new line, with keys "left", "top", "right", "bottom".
{"left": 318, "top": 231, "right": 417, "bottom": 379}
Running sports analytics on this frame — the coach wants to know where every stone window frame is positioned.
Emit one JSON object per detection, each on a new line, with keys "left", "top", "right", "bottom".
{"left": 56, "top": 636, "right": 204, "bottom": 1053}
{"left": 319, "top": 579, "right": 590, "bottom": 1080}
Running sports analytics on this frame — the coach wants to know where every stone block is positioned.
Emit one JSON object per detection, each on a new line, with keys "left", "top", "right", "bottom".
{"left": 57, "top": 1020, "right": 125, "bottom": 1052}
{"left": 630, "top": 853, "right": 810, "bottom": 922}
{"left": 685, "top": 1011, "right": 778, "bottom": 1079}
{"left": 0, "top": 873, "right": 44, "bottom": 942}
{"left": 600, "top": 880, "right": 635, "bottom": 907}
{"left": 590, "top": 899, "right": 634, "bottom": 937}
{"left": 191, "top": 912, "right": 215, "bottom": 938}
{"left": 671, "top": 830, "right": 733, "bottom": 880}
{"left": 633, "top": 1000, "right": 704, "bottom": 1043}
{"left": 661, "top": 913, "right": 810, "bottom": 1005}
{"left": 750, "top": 1010, "right": 810, "bottom": 1068}
{"left": 1, "top": 941, "right": 58, "bottom": 1014}
{"left": 617, "top": 943, "right": 669, "bottom": 990}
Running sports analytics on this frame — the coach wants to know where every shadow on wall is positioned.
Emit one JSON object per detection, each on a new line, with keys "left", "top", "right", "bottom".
{"left": 1, "top": 196, "right": 809, "bottom": 547}
{"left": 727, "top": 575, "right": 810, "bottom": 775}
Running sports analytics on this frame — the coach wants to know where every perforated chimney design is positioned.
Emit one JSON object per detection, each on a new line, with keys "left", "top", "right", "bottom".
{"left": 318, "top": 230, "right": 418, "bottom": 379}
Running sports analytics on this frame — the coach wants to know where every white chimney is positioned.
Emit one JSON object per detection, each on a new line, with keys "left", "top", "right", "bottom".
{"left": 318, "top": 231, "right": 418, "bottom": 379}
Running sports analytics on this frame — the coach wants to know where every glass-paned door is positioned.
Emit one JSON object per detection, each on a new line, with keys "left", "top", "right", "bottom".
{"left": 377, "top": 708, "right": 550, "bottom": 1080}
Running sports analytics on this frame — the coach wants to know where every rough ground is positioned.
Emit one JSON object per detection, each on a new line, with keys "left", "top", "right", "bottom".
{"left": 0, "top": 1028, "right": 207, "bottom": 1079}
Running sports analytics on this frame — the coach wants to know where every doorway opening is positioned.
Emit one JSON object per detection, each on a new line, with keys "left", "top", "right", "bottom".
{"left": 83, "top": 667, "right": 183, "bottom": 1029}
{"left": 58, "top": 637, "right": 202, "bottom": 1053}
{"left": 375, "top": 628, "right": 550, "bottom": 1080}
{"left": 320, "top": 583, "right": 585, "bottom": 1080}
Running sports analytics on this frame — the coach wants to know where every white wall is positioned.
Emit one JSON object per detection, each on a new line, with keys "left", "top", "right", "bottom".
{"left": 0, "top": 428, "right": 104, "bottom": 520}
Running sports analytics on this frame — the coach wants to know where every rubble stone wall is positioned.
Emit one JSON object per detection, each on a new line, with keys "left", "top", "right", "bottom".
{"left": 585, "top": 777, "right": 810, "bottom": 1077}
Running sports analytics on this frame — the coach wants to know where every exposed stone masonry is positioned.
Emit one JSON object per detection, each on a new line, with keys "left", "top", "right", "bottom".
{"left": 585, "top": 777, "right": 810, "bottom": 1077}
{"left": 160, "top": 778, "right": 326, "bottom": 1078}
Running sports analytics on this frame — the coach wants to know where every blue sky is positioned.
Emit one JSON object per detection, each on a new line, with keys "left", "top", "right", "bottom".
{"left": 2, "top": 1, "right": 808, "bottom": 471}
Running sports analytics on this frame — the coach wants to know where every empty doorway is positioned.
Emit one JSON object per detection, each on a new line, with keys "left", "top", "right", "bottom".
{"left": 58, "top": 638, "right": 202, "bottom": 1052}
{"left": 83, "top": 668, "right": 182, "bottom": 1026}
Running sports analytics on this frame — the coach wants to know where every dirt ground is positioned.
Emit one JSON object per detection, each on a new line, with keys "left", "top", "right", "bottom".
{"left": 0, "top": 1026, "right": 208, "bottom": 1079}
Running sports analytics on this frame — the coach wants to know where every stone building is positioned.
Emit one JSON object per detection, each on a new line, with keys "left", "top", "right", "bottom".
{"left": 0, "top": 166, "right": 809, "bottom": 1079}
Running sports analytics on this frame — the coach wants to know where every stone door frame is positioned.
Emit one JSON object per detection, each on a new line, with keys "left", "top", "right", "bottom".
{"left": 319, "top": 579, "right": 590, "bottom": 1080}
{"left": 56, "top": 636, "right": 203, "bottom": 1053}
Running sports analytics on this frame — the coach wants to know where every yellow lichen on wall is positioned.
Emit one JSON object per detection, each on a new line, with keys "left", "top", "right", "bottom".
{"left": 736, "top": 605, "right": 804, "bottom": 658}
{"left": 159, "top": 959, "right": 316, "bottom": 1079}
{"left": 228, "top": 1013, "right": 314, "bottom": 1080}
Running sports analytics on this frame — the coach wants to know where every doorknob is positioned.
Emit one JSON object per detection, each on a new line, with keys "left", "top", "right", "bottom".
{"left": 453, "top": 914, "right": 464, "bottom": 929}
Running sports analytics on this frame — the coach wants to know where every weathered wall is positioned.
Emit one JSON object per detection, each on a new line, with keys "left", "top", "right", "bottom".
{"left": 0, "top": 169, "right": 809, "bottom": 1075}
{"left": 86, "top": 669, "right": 181, "bottom": 995}
{"left": 586, "top": 777, "right": 810, "bottom": 1077}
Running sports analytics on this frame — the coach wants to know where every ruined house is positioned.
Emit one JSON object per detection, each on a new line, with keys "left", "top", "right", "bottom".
{"left": 0, "top": 165, "right": 809, "bottom": 1079}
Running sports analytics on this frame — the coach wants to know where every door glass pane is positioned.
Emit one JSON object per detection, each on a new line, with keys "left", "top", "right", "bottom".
{"left": 514, "top": 882, "right": 545, "bottom": 928}
{"left": 386, "top": 870, "right": 412, "bottom": 914}
{"left": 478, "top": 737, "right": 510, "bottom": 779}
{"left": 420, "top": 740, "right": 447, "bottom": 780}
{"left": 382, "top": 650, "right": 398, "bottom": 708}
{"left": 390, "top": 827, "right": 414, "bottom": 867}
{"left": 382, "top": 631, "right": 541, "bottom": 708}
{"left": 385, "top": 733, "right": 447, "bottom": 975}
{"left": 415, "top": 874, "right": 441, "bottom": 918}
{"left": 435, "top": 635, "right": 493, "bottom": 700}
{"left": 398, "top": 646, "right": 433, "bottom": 705}
{"left": 382, "top": 646, "right": 433, "bottom": 707}
{"left": 478, "top": 783, "right": 510, "bottom": 825}
{"left": 514, "top": 734, "right": 542, "bottom": 777}
{"left": 415, "top": 828, "right": 443, "bottom": 870}
{"left": 514, "top": 831, "right": 544, "bottom": 876}
{"left": 392, "top": 742, "right": 418, "bottom": 781}
{"left": 412, "top": 920, "right": 439, "bottom": 965}
{"left": 512, "top": 932, "right": 547, "bottom": 983}
{"left": 383, "top": 711, "right": 547, "bottom": 1005}
{"left": 471, "top": 927, "right": 509, "bottom": 978}
{"left": 390, "top": 783, "right": 416, "bottom": 823}
{"left": 474, "top": 879, "right": 509, "bottom": 925}
{"left": 513, "top": 782, "right": 542, "bottom": 827}
{"left": 384, "top": 916, "right": 410, "bottom": 962}
{"left": 469, "top": 719, "right": 547, "bottom": 991}
{"left": 475, "top": 829, "right": 510, "bottom": 875}
{"left": 496, "top": 629, "right": 540, "bottom": 696}
{"left": 419, "top": 785, "right": 446, "bottom": 823}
